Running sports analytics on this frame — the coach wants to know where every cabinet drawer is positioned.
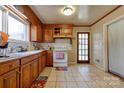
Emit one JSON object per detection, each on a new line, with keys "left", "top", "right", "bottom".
{"left": 21, "top": 54, "right": 39, "bottom": 65}
{"left": 0, "top": 60, "right": 20, "bottom": 75}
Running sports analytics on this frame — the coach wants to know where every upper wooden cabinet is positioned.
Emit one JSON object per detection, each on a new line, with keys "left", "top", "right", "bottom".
{"left": 43, "top": 24, "right": 73, "bottom": 42}
{"left": 53, "top": 28, "right": 72, "bottom": 38}
{"left": 43, "top": 25, "right": 54, "bottom": 42}
{"left": 30, "top": 23, "right": 43, "bottom": 42}
{"left": 13, "top": 5, "right": 43, "bottom": 42}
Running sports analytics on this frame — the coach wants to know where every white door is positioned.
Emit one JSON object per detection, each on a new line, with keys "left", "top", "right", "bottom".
{"left": 108, "top": 18, "right": 124, "bottom": 77}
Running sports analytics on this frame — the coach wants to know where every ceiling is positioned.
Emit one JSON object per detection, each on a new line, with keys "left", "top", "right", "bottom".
{"left": 30, "top": 5, "right": 118, "bottom": 25}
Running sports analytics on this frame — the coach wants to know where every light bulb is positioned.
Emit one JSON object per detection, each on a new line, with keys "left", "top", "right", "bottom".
{"left": 63, "top": 6, "right": 73, "bottom": 16}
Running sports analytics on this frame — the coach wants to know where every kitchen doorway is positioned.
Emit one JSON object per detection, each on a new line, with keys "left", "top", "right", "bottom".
{"left": 77, "top": 32, "right": 90, "bottom": 63}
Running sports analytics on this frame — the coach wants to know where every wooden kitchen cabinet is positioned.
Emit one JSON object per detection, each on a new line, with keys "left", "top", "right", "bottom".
{"left": 42, "top": 54, "right": 46, "bottom": 68}
{"left": 0, "top": 68, "right": 19, "bottom": 88}
{"left": 39, "top": 51, "right": 46, "bottom": 73}
{"left": 53, "top": 28, "right": 72, "bottom": 38}
{"left": 30, "top": 23, "right": 43, "bottom": 42}
{"left": 31, "top": 59, "right": 39, "bottom": 81}
{"left": 43, "top": 24, "right": 73, "bottom": 42}
{"left": 0, "top": 59, "right": 20, "bottom": 88}
{"left": 0, "top": 52, "right": 46, "bottom": 88}
{"left": 46, "top": 50, "right": 53, "bottom": 66}
{"left": 20, "top": 55, "right": 39, "bottom": 88}
{"left": 20, "top": 62, "right": 31, "bottom": 88}
{"left": 44, "top": 27, "right": 54, "bottom": 42}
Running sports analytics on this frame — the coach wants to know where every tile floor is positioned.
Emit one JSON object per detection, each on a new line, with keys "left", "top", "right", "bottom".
{"left": 39, "top": 64, "right": 124, "bottom": 88}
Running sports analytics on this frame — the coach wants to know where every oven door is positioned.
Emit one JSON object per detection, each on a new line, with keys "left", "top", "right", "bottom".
{"left": 53, "top": 51, "right": 67, "bottom": 62}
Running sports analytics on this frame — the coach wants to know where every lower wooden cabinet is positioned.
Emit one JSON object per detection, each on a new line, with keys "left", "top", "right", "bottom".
{"left": 0, "top": 69, "right": 19, "bottom": 88}
{"left": 42, "top": 54, "right": 46, "bottom": 68}
{"left": 0, "top": 52, "right": 46, "bottom": 88}
{"left": 20, "top": 62, "right": 31, "bottom": 88}
{"left": 46, "top": 50, "right": 53, "bottom": 66}
{"left": 39, "top": 51, "right": 46, "bottom": 73}
{"left": 20, "top": 59, "right": 39, "bottom": 88}
{"left": 31, "top": 59, "right": 39, "bottom": 81}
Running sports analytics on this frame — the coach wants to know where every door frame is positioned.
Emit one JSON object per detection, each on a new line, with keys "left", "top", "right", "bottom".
{"left": 77, "top": 32, "right": 90, "bottom": 64}
{"left": 103, "top": 14, "right": 124, "bottom": 71}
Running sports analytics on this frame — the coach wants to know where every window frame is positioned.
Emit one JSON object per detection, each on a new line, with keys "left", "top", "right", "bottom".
{"left": 0, "top": 5, "right": 29, "bottom": 41}
{"left": 0, "top": 6, "right": 4, "bottom": 32}
{"left": 7, "top": 12, "right": 29, "bottom": 41}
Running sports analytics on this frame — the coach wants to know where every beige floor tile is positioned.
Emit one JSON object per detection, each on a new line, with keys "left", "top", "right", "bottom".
{"left": 67, "top": 82, "right": 78, "bottom": 88}
{"left": 74, "top": 77, "right": 85, "bottom": 82}
{"left": 47, "top": 77, "right": 56, "bottom": 81}
{"left": 96, "top": 81, "right": 112, "bottom": 88}
{"left": 76, "top": 82, "right": 89, "bottom": 88}
{"left": 66, "top": 77, "right": 75, "bottom": 81}
{"left": 86, "top": 81, "right": 100, "bottom": 88}
{"left": 111, "top": 84, "right": 124, "bottom": 88}
{"left": 44, "top": 81, "right": 56, "bottom": 88}
{"left": 56, "top": 74, "right": 65, "bottom": 77}
{"left": 83, "top": 77, "right": 94, "bottom": 81}
{"left": 56, "top": 76, "right": 66, "bottom": 81}
{"left": 56, "top": 82, "right": 67, "bottom": 88}
{"left": 39, "top": 64, "right": 124, "bottom": 88}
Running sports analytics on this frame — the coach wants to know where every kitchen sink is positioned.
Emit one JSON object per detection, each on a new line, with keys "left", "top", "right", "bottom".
{"left": 0, "top": 53, "right": 23, "bottom": 59}
{"left": 0, "top": 55, "right": 15, "bottom": 59}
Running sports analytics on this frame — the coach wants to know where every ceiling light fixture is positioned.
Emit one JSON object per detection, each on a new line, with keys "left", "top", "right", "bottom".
{"left": 63, "top": 6, "right": 73, "bottom": 16}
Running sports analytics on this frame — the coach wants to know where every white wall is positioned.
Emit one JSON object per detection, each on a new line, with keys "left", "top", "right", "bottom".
{"left": 91, "top": 6, "right": 124, "bottom": 70}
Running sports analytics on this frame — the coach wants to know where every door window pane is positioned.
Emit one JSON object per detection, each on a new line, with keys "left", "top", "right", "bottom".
{"left": 79, "top": 50, "right": 81, "bottom": 55}
{"left": 79, "top": 56, "right": 82, "bottom": 60}
{"left": 79, "top": 45, "right": 82, "bottom": 49}
{"left": 79, "top": 34, "right": 82, "bottom": 38}
{"left": 78, "top": 33, "right": 89, "bottom": 61}
{"left": 84, "top": 45, "right": 88, "bottom": 49}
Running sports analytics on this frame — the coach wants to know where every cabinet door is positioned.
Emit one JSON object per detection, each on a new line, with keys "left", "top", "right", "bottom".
{"left": 46, "top": 51, "right": 53, "bottom": 66}
{"left": 39, "top": 55, "right": 42, "bottom": 74}
{"left": 44, "top": 28, "right": 53, "bottom": 42}
{"left": 0, "top": 69, "right": 19, "bottom": 88}
{"left": 20, "top": 63, "right": 31, "bottom": 88}
{"left": 37, "top": 24, "right": 43, "bottom": 42}
{"left": 30, "top": 24, "right": 43, "bottom": 42}
{"left": 42, "top": 55, "right": 46, "bottom": 68}
{"left": 31, "top": 59, "right": 39, "bottom": 81}
{"left": 39, "top": 54, "right": 46, "bottom": 74}
{"left": 63, "top": 28, "right": 72, "bottom": 36}
{"left": 30, "top": 24, "right": 37, "bottom": 41}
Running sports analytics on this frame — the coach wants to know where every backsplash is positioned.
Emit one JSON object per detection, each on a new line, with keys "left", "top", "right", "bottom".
{"left": 0, "top": 39, "right": 35, "bottom": 55}
{"left": 37, "top": 39, "right": 72, "bottom": 50}
{"left": 0, "top": 39, "right": 72, "bottom": 55}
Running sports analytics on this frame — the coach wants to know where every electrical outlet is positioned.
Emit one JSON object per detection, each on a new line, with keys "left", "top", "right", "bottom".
{"left": 96, "top": 59, "right": 100, "bottom": 63}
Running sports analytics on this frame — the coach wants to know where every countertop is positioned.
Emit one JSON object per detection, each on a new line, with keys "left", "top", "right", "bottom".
{"left": 0, "top": 50, "right": 46, "bottom": 63}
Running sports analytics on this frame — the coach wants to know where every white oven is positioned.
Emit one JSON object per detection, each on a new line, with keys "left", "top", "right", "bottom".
{"left": 52, "top": 39, "right": 71, "bottom": 67}
{"left": 53, "top": 50, "right": 68, "bottom": 67}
